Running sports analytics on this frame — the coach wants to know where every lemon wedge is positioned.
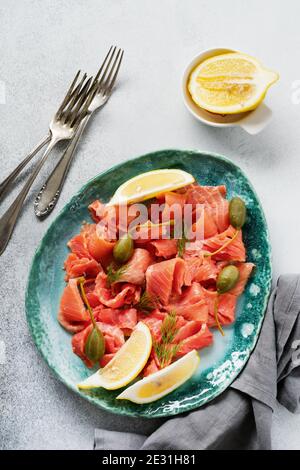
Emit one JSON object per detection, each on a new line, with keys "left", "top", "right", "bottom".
{"left": 116, "top": 350, "right": 200, "bottom": 404}
{"left": 107, "top": 169, "right": 195, "bottom": 206}
{"left": 188, "top": 52, "right": 279, "bottom": 115}
{"left": 77, "top": 322, "right": 152, "bottom": 390}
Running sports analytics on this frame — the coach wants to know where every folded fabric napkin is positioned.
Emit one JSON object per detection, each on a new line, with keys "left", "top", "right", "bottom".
{"left": 94, "top": 274, "right": 300, "bottom": 450}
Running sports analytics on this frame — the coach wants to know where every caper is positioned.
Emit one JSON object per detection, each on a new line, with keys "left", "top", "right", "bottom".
{"left": 113, "top": 234, "right": 134, "bottom": 263}
{"left": 84, "top": 327, "right": 105, "bottom": 364}
{"left": 229, "top": 197, "right": 246, "bottom": 229}
{"left": 217, "top": 265, "right": 240, "bottom": 294}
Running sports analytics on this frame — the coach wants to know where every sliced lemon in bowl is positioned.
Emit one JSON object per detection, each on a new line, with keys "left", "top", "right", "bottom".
{"left": 77, "top": 322, "right": 152, "bottom": 390}
{"left": 116, "top": 350, "right": 200, "bottom": 404}
{"left": 188, "top": 52, "right": 279, "bottom": 115}
{"left": 107, "top": 169, "right": 195, "bottom": 206}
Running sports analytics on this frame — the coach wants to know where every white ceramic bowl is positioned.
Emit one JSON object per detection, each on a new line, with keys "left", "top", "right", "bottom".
{"left": 182, "top": 47, "right": 273, "bottom": 135}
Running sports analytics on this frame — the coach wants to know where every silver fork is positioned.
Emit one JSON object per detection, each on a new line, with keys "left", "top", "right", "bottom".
{"left": 0, "top": 71, "right": 87, "bottom": 200}
{"left": 34, "top": 46, "right": 124, "bottom": 218}
{"left": 0, "top": 73, "right": 97, "bottom": 255}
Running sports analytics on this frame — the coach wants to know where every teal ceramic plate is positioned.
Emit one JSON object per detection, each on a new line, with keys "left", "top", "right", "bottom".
{"left": 26, "top": 149, "right": 272, "bottom": 418}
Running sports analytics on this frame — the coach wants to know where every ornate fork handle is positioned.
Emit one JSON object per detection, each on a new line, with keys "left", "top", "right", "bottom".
{"left": 0, "top": 134, "right": 51, "bottom": 200}
{"left": 34, "top": 114, "right": 91, "bottom": 218}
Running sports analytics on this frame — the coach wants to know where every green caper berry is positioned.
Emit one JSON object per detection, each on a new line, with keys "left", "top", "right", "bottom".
{"left": 229, "top": 197, "right": 246, "bottom": 229}
{"left": 84, "top": 327, "right": 105, "bottom": 364}
{"left": 113, "top": 234, "right": 134, "bottom": 263}
{"left": 217, "top": 265, "right": 240, "bottom": 294}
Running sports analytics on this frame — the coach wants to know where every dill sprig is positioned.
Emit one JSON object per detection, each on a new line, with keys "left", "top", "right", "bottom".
{"left": 154, "top": 342, "right": 181, "bottom": 369}
{"left": 161, "top": 309, "right": 177, "bottom": 343}
{"left": 177, "top": 236, "right": 187, "bottom": 258}
{"left": 136, "top": 291, "right": 160, "bottom": 314}
{"left": 153, "top": 310, "right": 181, "bottom": 368}
{"left": 106, "top": 263, "right": 127, "bottom": 287}
{"left": 176, "top": 223, "right": 188, "bottom": 258}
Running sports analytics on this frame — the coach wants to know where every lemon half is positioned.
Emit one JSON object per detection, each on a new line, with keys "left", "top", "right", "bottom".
{"left": 77, "top": 322, "right": 152, "bottom": 390}
{"left": 188, "top": 53, "right": 279, "bottom": 115}
{"left": 116, "top": 350, "right": 200, "bottom": 404}
{"left": 107, "top": 169, "right": 195, "bottom": 206}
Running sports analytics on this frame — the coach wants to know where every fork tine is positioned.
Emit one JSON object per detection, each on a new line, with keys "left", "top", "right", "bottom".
{"left": 102, "top": 49, "right": 121, "bottom": 88}
{"left": 61, "top": 75, "right": 91, "bottom": 123}
{"left": 106, "top": 49, "right": 124, "bottom": 93}
{"left": 94, "top": 46, "right": 114, "bottom": 83}
{"left": 97, "top": 46, "right": 118, "bottom": 87}
{"left": 57, "top": 45, "right": 123, "bottom": 129}
{"left": 65, "top": 76, "right": 94, "bottom": 125}
{"left": 55, "top": 70, "right": 81, "bottom": 118}
{"left": 71, "top": 81, "right": 99, "bottom": 128}
{"left": 56, "top": 72, "right": 87, "bottom": 121}
{"left": 69, "top": 73, "right": 87, "bottom": 101}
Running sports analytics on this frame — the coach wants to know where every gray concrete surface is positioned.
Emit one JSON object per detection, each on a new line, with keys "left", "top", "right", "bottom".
{"left": 0, "top": 0, "right": 300, "bottom": 450}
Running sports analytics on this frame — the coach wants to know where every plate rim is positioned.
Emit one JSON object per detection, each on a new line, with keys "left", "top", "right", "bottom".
{"left": 25, "top": 148, "right": 272, "bottom": 418}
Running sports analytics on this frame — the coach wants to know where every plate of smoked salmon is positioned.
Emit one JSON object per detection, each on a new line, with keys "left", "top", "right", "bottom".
{"left": 26, "top": 149, "right": 272, "bottom": 417}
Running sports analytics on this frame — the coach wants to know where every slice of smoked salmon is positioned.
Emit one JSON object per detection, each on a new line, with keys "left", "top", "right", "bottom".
{"left": 173, "top": 320, "right": 203, "bottom": 342}
{"left": 206, "top": 292, "right": 238, "bottom": 327}
{"left": 186, "top": 184, "right": 229, "bottom": 233}
{"left": 100, "top": 353, "right": 115, "bottom": 367}
{"left": 184, "top": 256, "right": 203, "bottom": 286}
{"left": 191, "top": 209, "right": 218, "bottom": 239}
{"left": 87, "top": 231, "right": 115, "bottom": 267}
{"left": 184, "top": 254, "right": 219, "bottom": 286}
{"left": 230, "top": 262, "right": 254, "bottom": 296}
{"left": 186, "top": 184, "right": 227, "bottom": 204}
{"left": 194, "top": 257, "right": 219, "bottom": 283}
{"left": 94, "top": 272, "right": 141, "bottom": 308}
{"left": 165, "top": 191, "right": 187, "bottom": 207}
{"left": 203, "top": 225, "right": 246, "bottom": 262}
{"left": 143, "top": 358, "right": 160, "bottom": 377}
{"left": 72, "top": 321, "right": 125, "bottom": 367}
{"left": 67, "top": 223, "right": 98, "bottom": 259}
{"left": 199, "top": 286, "right": 237, "bottom": 327}
{"left": 94, "top": 307, "right": 137, "bottom": 333}
{"left": 118, "top": 248, "right": 153, "bottom": 285}
{"left": 176, "top": 324, "right": 213, "bottom": 357}
{"left": 88, "top": 200, "right": 105, "bottom": 222}
{"left": 68, "top": 233, "right": 91, "bottom": 259}
{"left": 85, "top": 291, "right": 101, "bottom": 308}
{"left": 162, "top": 191, "right": 187, "bottom": 222}
{"left": 138, "top": 316, "right": 163, "bottom": 343}
{"left": 204, "top": 188, "right": 229, "bottom": 233}
{"left": 58, "top": 279, "right": 90, "bottom": 333}
{"left": 146, "top": 257, "right": 185, "bottom": 305}
{"left": 150, "top": 239, "right": 178, "bottom": 258}
{"left": 167, "top": 282, "right": 209, "bottom": 323}
{"left": 81, "top": 278, "right": 102, "bottom": 308}
{"left": 64, "top": 253, "right": 102, "bottom": 280}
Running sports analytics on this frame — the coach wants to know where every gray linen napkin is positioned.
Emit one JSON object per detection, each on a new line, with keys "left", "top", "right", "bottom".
{"left": 94, "top": 274, "right": 300, "bottom": 450}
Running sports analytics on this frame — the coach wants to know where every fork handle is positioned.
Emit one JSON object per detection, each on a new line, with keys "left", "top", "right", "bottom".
{"left": 0, "top": 137, "right": 58, "bottom": 255}
{"left": 34, "top": 114, "right": 90, "bottom": 218}
{"left": 0, "top": 133, "right": 51, "bottom": 201}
